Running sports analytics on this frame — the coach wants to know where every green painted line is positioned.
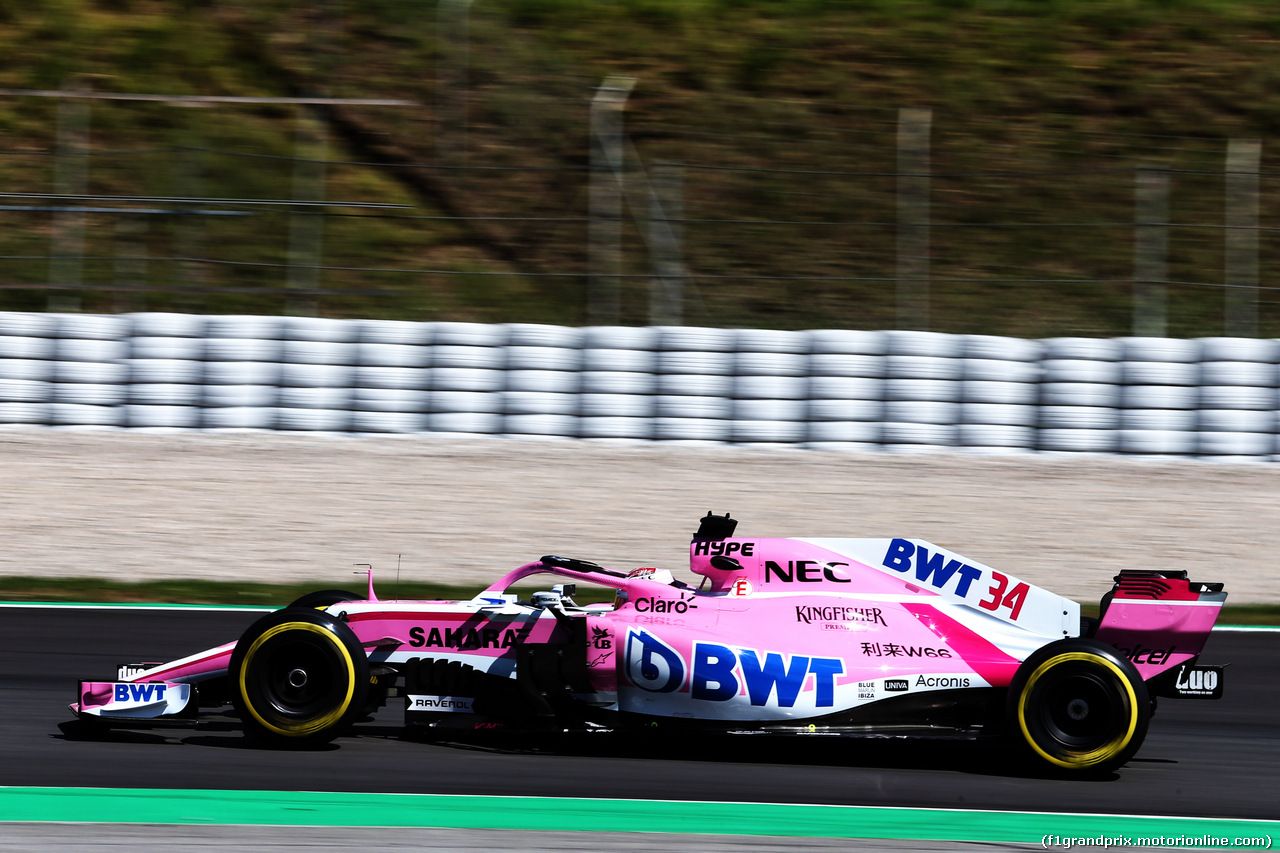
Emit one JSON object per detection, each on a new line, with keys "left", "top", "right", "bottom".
{"left": 0, "top": 788, "right": 1276, "bottom": 845}
{"left": 0, "top": 601, "right": 274, "bottom": 612}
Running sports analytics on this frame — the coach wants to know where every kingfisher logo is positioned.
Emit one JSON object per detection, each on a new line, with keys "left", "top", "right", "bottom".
{"left": 625, "top": 630, "right": 686, "bottom": 693}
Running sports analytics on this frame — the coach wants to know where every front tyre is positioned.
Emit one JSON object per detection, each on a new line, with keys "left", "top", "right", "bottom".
{"left": 230, "top": 609, "right": 370, "bottom": 747}
{"left": 1007, "top": 638, "right": 1149, "bottom": 776}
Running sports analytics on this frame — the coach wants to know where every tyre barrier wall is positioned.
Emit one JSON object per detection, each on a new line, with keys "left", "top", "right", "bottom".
{"left": 1, "top": 312, "right": 1279, "bottom": 460}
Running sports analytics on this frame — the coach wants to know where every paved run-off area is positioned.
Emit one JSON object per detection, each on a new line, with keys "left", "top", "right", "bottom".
{"left": 1, "top": 430, "right": 1277, "bottom": 603}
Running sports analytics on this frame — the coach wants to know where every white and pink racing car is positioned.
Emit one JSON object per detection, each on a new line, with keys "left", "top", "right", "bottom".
{"left": 72, "top": 512, "right": 1227, "bottom": 775}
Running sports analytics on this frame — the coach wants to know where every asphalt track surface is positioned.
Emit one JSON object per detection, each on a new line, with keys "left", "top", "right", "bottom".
{"left": 3, "top": 607, "right": 1278, "bottom": 823}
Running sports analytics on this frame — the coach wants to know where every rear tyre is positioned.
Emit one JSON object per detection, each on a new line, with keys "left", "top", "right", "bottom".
{"left": 1007, "top": 638, "right": 1149, "bottom": 775}
{"left": 287, "top": 589, "right": 363, "bottom": 610}
{"left": 230, "top": 609, "right": 370, "bottom": 747}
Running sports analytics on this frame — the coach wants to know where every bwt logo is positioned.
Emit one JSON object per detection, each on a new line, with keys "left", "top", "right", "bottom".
{"left": 114, "top": 683, "right": 167, "bottom": 703}
{"left": 882, "top": 539, "right": 982, "bottom": 596}
{"left": 624, "top": 630, "right": 845, "bottom": 707}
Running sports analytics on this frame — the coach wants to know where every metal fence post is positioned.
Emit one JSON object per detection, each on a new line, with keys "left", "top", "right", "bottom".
{"left": 286, "top": 107, "right": 328, "bottom": 316}
{"left": 1224, "top": 138, "right": 1261, "bottom": 337}
{"left": 589, "top": 75, "right": 635, "bottom": 325}
{"left": 649, "top": 162, "right": 683, "bottom": 326}
{"left": 1133, "top": 166, "right": 1170, "bottom": 337}
{"left": 49, "top": 79, "right": 90, "bottom": 311}
{"left": 896, "top": 107, "right": 931, "bottom": 331}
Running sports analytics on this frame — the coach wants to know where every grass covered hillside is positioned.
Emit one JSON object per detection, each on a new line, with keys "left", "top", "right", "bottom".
{"left": 2, "top": 0, "right": 1280, "bottom": 337}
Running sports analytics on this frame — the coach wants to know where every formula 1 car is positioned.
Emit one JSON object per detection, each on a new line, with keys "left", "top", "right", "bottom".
{"left": 71, "top": 512, "right": 1227, "bottom": 775}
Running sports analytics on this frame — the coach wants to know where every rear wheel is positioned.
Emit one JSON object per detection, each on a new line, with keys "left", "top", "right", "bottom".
{"left": 230, "top": 609, "right": 370, "bottom": 747}
{"left": 286, "top": 589, "right": 363, "bottom": 610}
{"left": 1007, "top": 638, "right": 1149, "bottom": 775}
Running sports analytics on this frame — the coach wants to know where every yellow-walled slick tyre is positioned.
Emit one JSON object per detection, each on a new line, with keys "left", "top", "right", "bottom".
{"left": 230, "top": 609, "right": 370, "bottom": 747}
{"left": 1007, "top": 638, "right": 1150, "bottom": 776}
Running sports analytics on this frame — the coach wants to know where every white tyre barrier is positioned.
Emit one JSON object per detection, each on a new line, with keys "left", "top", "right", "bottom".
{"left": 808, "top": 329, "right": 887, "bottom": 355}
{"left": 503, "top": 391, "right": 577, "bottom": 416}
{"left": 129, "top": 384, "right": 202, "bottom": 406}
{"left": 733, "top": 398, "right": 806, "bottom": 421}
{"left": 276, "top": 408, "right": 351, "bottom": 432}
{"left": 654, "top": 417, "right": 730, "bottom": 442}
{"left": 1199, "top": 361, "right": 1276, "bottom": 387}
{"left": 504, "top": 370, "right": 579, "bottom": 394}
{"left": 581, "top": 348, "right": 655, "bottom": 373}
{"left": 504, "top": 414, "right": 577, "bottom": 436}
{"left": 734, "top": 375, "right": 807, "bottom": 400}
{"left": 53, "top": 383, "right": 126, "bottom": 406}
{"left": 884, "top": 400, "right": 959, "bottom": 425}
{"left": 204, "top": 338, "right": 282, "bottom": 362}
{"left": 281, "top": 316, "right": 358, "bottom": 343}
{"left": 734, "top": 329, "right": 808, "bottom": 353}
{"left": 1120, "top": 361, "right": 1199, "bottom": 386}
{"left": 656, "top": 395, "right": 732, "bottom": 419}
{"left": 206, "top": 315, "right": 281, "bottom": 340}
{"left": 657, "top": 326, "right": 735, "bottom": 352}
{"left": 0, "top": 336, "right": 55, "bottom": 360}
{"left": 54, "top": 313, "right": 126, "bottom": 340}
{"left": 959, "top": 403, "right": 1037, "bottom": 427}
{"left": 0, "top": 360, "right": 54, "bottom": 382}
{"left": 129, "top": 337, "right": 204, "bottom": 361}
{"left": 957, "top": 424, "right": 1036, "bottom": 448}
{"left": 1040, "top": 383, "right": 1121, "bottom": 407}
{"left": 431, "top": 368, "right": 502, "bottom": 393}
{"left": 735, "top": 351, "right": 806, "bottom": 376}
{"left": 1041, "top": 359, "right": 1122, "bottom": 384}
{"left": 0, "top": 312, "right": 56, "bottom": 337}
{"left": 1198, "top": 432, "right": 1275, "bottom": 456}
{"left": 282, "top": 340, "right": 357, "bottom": 366}
{"left": 581, "top": 371, "right": 656, "bottom": 396}
{"left": 807, "top": 398, "right": 883, "bottom": 421}
{"left": 580, "top": 417, "right": 652, "bottom": 439}
{"left": 884, "top": 330, "right": 962, "bottom": 358}
{"left": 426, "top": 411, "right": 501, "bottom": 434}
{"left": 961, "top": 380, "right": 1037, "bottom": 405}
{"left": 1042, "top": 338, "right": 1123, "bottom": 361}
{"left": 352, "top": 411, "right": 425, "bottom": 434}
{"left": 357, "top": 343, "right": 428, "bottom": 369}
{"left": 56, "top": 338, "right": 127, "bottom": 362}
{"left": 1039, "top": 406, "right": 1120, "bottom": 430}
{"left": 1122, "top": 385, "right": 1198, "bottom": 410}
{"left": 1119, "top": 430, "right": 1196, "bottom": 455}
{"left": 731, "top": 420, "right": 807, "bottom": 443}
{"left": 203, "top": 385, "right": 277, "bottom": 409}
{"left": 1119, "top": 409, "right": 1197, "bottom": 431}
{"left": 961, "top": 359, "right": 1041, "bottom": 383}
{"left": 0, "top": 402, "right": 47, "bottom": 424}
{"left": 279, "top": 363, "right": 354, "bottom": 388}
{"left": 657, "top": 350, "right": 734, "bottom": 375}
{"left": 352, "top": 388, "right": 425, "bottom": 413}
{"left": 279, "top": 387, "right": 352, "bottom": 410}
{"left": 126, "top": 359, "right": 202, "bottom": 385}
{"left": 429, "top": 322, "right": 504, "bottom": 347}
{"left": 125, "top": 405, "right": 199, "bottom": 429}
{"left": 431, "top": 345, "right": 504, "bottom": 370}
{"left": 1119, "top": 337, "right": 1199, "bottom": 363}
{"left": 886, "top": 355, "right": 963, "bottom": 381}
{"left": 808, "top": 354, "right": 885, "bottom": 378}
{"left": 583, "top": 326, "right": 660, "bottom": 350}
{"left": 962, "top": 334, "right": 1042, "bottom": 362}
{"left": 359, "top": 319, "right": 431, "bottom": 346}
{"left": 807, "top": 421, "right": 881, "bottom": 443}
{"left": 807, "top": 376, "right": 882, "bottom": 400}
{"left": 430, "top": 391, "right": 501, "bottom": 414}
{"left": 504, "top": 346, "right": 582, "bottom": 372}
{"left": 882, "top": 422, "right": 956, "bottom": 445}
{"left": 353, "top": 366, "right": 427, "bottom": 391}
{"left": 50, "top": 403, "right": 122, "bottom": 426}
{"left": 204, "top": 362, "right": 280, "bottom": 386}
{"left": 201, "top": 407, "right": 276, "bottom": 430}
{"left": 1199, "top": 385, "right": 1276, "bottom": 410}
{"left": 656, "top": 373, "right": 733, "bottom": 397}
{"left": 806, "top": 441, "right": 879, "bottom": 453}
{"left": 0, "top": 379, "right": 50, "bottom": 403}
{"left": 580, "top": 394, "right": 654, "bottom": 418}
{"left": 503, "top": 323, "right": 584, "bottom": 348}
{"left": 1198, "top": 409, "right": 1273, "bottom": 433}
{"left": 1197, "top": 337, "right": 1279, "bottom": 363}
{"left": 885, "top": 379, "right": 960, "bottom": 403}
{"left": 1038, "top": 429, "right": 1118, "bottom": 452}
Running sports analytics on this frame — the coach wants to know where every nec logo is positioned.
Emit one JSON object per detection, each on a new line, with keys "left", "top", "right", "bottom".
{"left": 114, "top": 683, "right": 166, "bottom": 702}
{"left": 764, "top": 560, "right": 852, "bottom": 583}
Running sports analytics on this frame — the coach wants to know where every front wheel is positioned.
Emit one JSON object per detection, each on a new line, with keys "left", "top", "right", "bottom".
{"left": 1007, "top": 638, "right": 1150, "bottom": 776}
{"left": 230, "top": 609, "right": 370, "bottom": 747}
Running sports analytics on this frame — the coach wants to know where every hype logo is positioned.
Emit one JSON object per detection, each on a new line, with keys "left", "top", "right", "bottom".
{"left": 625, "top": 629, "right": 685, "bottom": 693}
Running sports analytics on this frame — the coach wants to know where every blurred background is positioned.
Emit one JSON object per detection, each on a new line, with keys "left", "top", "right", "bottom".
{"left": 2, "top": 0, "right": 1279, "bottom": 338}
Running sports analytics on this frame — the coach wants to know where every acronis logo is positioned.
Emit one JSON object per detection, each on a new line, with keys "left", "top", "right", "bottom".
{"left": 625, "top": 630, "right": 686, "bottom": 693}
